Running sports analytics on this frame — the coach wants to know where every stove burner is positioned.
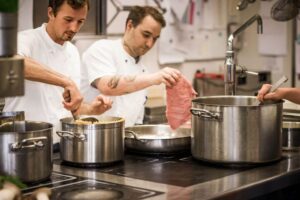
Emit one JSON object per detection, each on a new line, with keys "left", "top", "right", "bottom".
{"left": 22, "top": 173, "right": 78, "bottom": 196}
{"left": 23, "top": 175, "right": 162, "bottom": 200}
{"left": 57, "top": 188, "right": 124, "bottom": 200}
{"left": 51, "top": 180, "right": 161, "bottom": 200}
{"left": 61, "top": 160, "right": 123, "bottom": 168}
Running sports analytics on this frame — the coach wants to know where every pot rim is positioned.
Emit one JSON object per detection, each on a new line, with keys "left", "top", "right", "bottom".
{"left": 192, "top": 95, "right": 284, "bottom": 107}
{"left": 125, "top": 124, "right": 191, "bottom": 140}
{"left": 0, "top": 120, "right": 53, "bottom": 134}
{"left": 60, "top": 116, "right": 125, "bottom": 129}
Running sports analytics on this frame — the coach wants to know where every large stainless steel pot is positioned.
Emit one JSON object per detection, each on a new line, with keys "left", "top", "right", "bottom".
{"left": 282, "top": 121, "right": 300, "bottom": 151}
{"left": 0, "top": 121, "right": 53, "bottom": 183}
{"left": 190, "top": 96, "right": 283, "bottom": 164}
{"left": 58, "top": 116, "right": 125, "bottom": 164}
{"left": 125, "top": 125, "right": 191, "bottom": 153}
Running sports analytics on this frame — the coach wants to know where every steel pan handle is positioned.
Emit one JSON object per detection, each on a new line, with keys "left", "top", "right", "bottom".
{"left": 10, "top": 136, "right": 47, "bottom": 151}
{"left": 125, "top": 130, "right": 147, "bottom": 143}
{"left": 190, "top": 108, "right": 220, "bottom": 120}
{"left": 56, "top": 131, "right": 86, "bottom": 141}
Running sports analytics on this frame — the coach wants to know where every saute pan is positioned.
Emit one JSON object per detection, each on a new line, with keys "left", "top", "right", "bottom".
{"left": 125, "top": 125, "right": 191, "bottom": 153}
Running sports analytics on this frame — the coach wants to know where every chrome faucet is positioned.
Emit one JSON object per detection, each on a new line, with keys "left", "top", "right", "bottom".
{"left": 224, "top": 14, "right": 263, "bottom": 95}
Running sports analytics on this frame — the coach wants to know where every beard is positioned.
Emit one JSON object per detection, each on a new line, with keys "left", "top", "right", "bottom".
{"left": 62, "top": 31, "right": 75, "bottom": 41}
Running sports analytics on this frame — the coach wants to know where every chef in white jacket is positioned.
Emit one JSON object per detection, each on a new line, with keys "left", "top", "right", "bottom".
{"left": 4, "top": 0, "right": 112, "bottom": 144}
{"left": 81, "top": 6, "right": 181, "bottom": 127}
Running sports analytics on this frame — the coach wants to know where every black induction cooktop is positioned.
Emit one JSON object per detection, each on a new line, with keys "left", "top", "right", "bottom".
{"left": 22, "top": 172, "right": 162, "bottom": 200}
{"left": 55, "top": 152, "right": 253, "bottom": 187}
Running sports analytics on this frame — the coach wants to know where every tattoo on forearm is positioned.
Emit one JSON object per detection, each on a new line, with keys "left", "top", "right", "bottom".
{"left": 107, "top": 75, "right": 136, "bottom": 89}
{"left": 124, "top": 75, "right": 136, "bottom": 82}
{"left": 108, "top": 75, "right": 121, "bottom": 89}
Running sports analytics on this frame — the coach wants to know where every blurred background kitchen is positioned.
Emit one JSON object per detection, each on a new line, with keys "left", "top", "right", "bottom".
{"left": 1, "top": 0, "right": 299, "bottom": 120}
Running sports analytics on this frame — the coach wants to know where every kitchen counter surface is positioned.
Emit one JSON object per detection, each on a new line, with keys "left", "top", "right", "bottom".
{"left": 53, "top": 151, "right": 300, "bottom": 200}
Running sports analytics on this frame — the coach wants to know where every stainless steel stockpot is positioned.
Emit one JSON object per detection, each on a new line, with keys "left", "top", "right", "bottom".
{"left": 191, "top": 96, "right": 283, "bottom": 164}
{"left": 282, "top": 121, "right": 300, "bottom": 151}
{"left": 0, "top": 121, "right": 53, "bottom": 183}
{"left": 58, "top": 116, "right": 125, "bottom": 164}
{"left": 125, "top": 125, "right": 191, "bottom": 153}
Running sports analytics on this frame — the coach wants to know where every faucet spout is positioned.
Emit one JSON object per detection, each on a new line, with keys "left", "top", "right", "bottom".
{"left": 224, "top": 14, "right": 263, "bottom": 95}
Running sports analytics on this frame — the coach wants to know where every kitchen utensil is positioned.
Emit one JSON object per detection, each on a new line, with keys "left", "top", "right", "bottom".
{"left": 0, "top": 121, "right": 53, "bottom": 183}
{"left": 65, "top": 90, "right": 79, "bottom": 121}
{"left": 190, "top": 96, "right": 283, "bottom": 165}
{"left": 282, "top": 120, "right": 300, "bottom": 151}
{"left": 271, "top": 0, "right": 299, "bottom": 21}
{"left": 269, "top": 75, "right": 288, "bottom": 93}
{"left": 256, "top": 75, "right": 288, "bottom": 106}
{"left": 125, "top": 125, "right": 191, "bottom": 153}
{"left": 57, "top": 116, "right": 124, "bottom": 165}
{"left": 77, "top": 116, "right": 99, "bottom": 123}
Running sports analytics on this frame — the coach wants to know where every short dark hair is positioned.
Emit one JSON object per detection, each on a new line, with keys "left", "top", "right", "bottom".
{"left": 48, "top": 0, "right": 89, "bottom": 16}
{"left": 126, "top": 6, "right": 166, "bottom": 28}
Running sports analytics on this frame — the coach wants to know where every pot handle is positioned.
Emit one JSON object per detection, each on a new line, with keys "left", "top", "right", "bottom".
{"left": 56, "top": 131, "right": 86, "bottom": 141}
{"left": 190, "top": 108, "right": 220, "bottom": 120}
{"left": 10, "top": 136, "right": 48, "bottom": 151}
{"left": 125, "top": 130, "right": 146, "bottom": 143}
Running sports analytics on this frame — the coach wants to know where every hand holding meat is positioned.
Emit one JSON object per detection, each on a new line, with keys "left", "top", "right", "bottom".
{"left": 153, "top": 67, "right": 181, "bottom": 87}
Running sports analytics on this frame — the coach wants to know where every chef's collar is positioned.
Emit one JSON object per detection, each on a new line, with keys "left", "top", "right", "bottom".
{"left": 41, "top": 23, "right": 67, "bottom": 52}
{"left": 120, "top": 39, "right": 141, "bottom": 64}
{"left": 135, "top": 56, "right": 140, "bottom": 64}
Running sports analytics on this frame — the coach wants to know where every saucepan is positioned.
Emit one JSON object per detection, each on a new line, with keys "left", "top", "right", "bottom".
{"left": 58, "top": 116, "right": 125, "bottom": 165}
{"left": 125, "top": 124, "right": 191, "bottom": 153}
{"left": 0, "top": 120, "right": 53, "bottom": 183}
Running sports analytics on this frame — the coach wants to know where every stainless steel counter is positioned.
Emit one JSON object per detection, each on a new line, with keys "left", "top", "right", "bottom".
{"left": 53, "top": 151, "right": 300, "bottom": 200}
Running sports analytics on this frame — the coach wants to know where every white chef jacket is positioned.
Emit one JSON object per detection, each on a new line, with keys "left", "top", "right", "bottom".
{"left": 4, "top": 24, "right": 81, "bottom": 143}
{"left": 81, "top": 39, "right": 147, "bottom": 127}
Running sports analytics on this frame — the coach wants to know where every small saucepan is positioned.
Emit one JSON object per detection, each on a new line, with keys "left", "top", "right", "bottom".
{"left": 125, "top": 125, "right": 191, "bottom": 153}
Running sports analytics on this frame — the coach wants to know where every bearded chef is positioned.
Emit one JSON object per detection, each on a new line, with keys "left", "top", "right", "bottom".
{"left": 80, "top": 5, "right": 181, "bottom": 127}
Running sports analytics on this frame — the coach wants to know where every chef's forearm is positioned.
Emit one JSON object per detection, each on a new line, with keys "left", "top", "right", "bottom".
{"left": 282, "top": 88, "right": 300, "bottom": 104}
{"left": 24, "top": 57, "right": 73, "bottom": 88}
{"left": 76, "top": 103, "right": 91, "bottom": 115}
{"left": 94, "top": 74, "right": 157, "bottom": 96}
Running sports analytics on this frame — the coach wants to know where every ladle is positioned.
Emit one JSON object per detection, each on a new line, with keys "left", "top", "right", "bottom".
{"left": 65, "top": 91, "right": 99, "bottom": 123}
{"left": 77, "top": 116, "right": 99, "bottom": 123}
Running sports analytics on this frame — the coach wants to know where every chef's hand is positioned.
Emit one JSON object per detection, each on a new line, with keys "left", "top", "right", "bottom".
{"left": 257, "top": 84, "right": 284, "bottom": 102}
{"left": 88, "top": 95, "right": 113, "bottom": 115}
{"left": 153, "top": 67, "right": 181, "bottom": 88}
{"left": 62, "top": 81, "right": 83, "bottom": 112}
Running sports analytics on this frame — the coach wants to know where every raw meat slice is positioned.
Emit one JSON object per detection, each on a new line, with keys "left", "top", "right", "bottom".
{"left": 166, "top": 76, "right": 197, "bottom": 129}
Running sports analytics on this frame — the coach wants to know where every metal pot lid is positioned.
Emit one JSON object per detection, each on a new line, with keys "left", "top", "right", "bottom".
{"left": 57, "top": 188, "right": 124, "bottom": 200}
